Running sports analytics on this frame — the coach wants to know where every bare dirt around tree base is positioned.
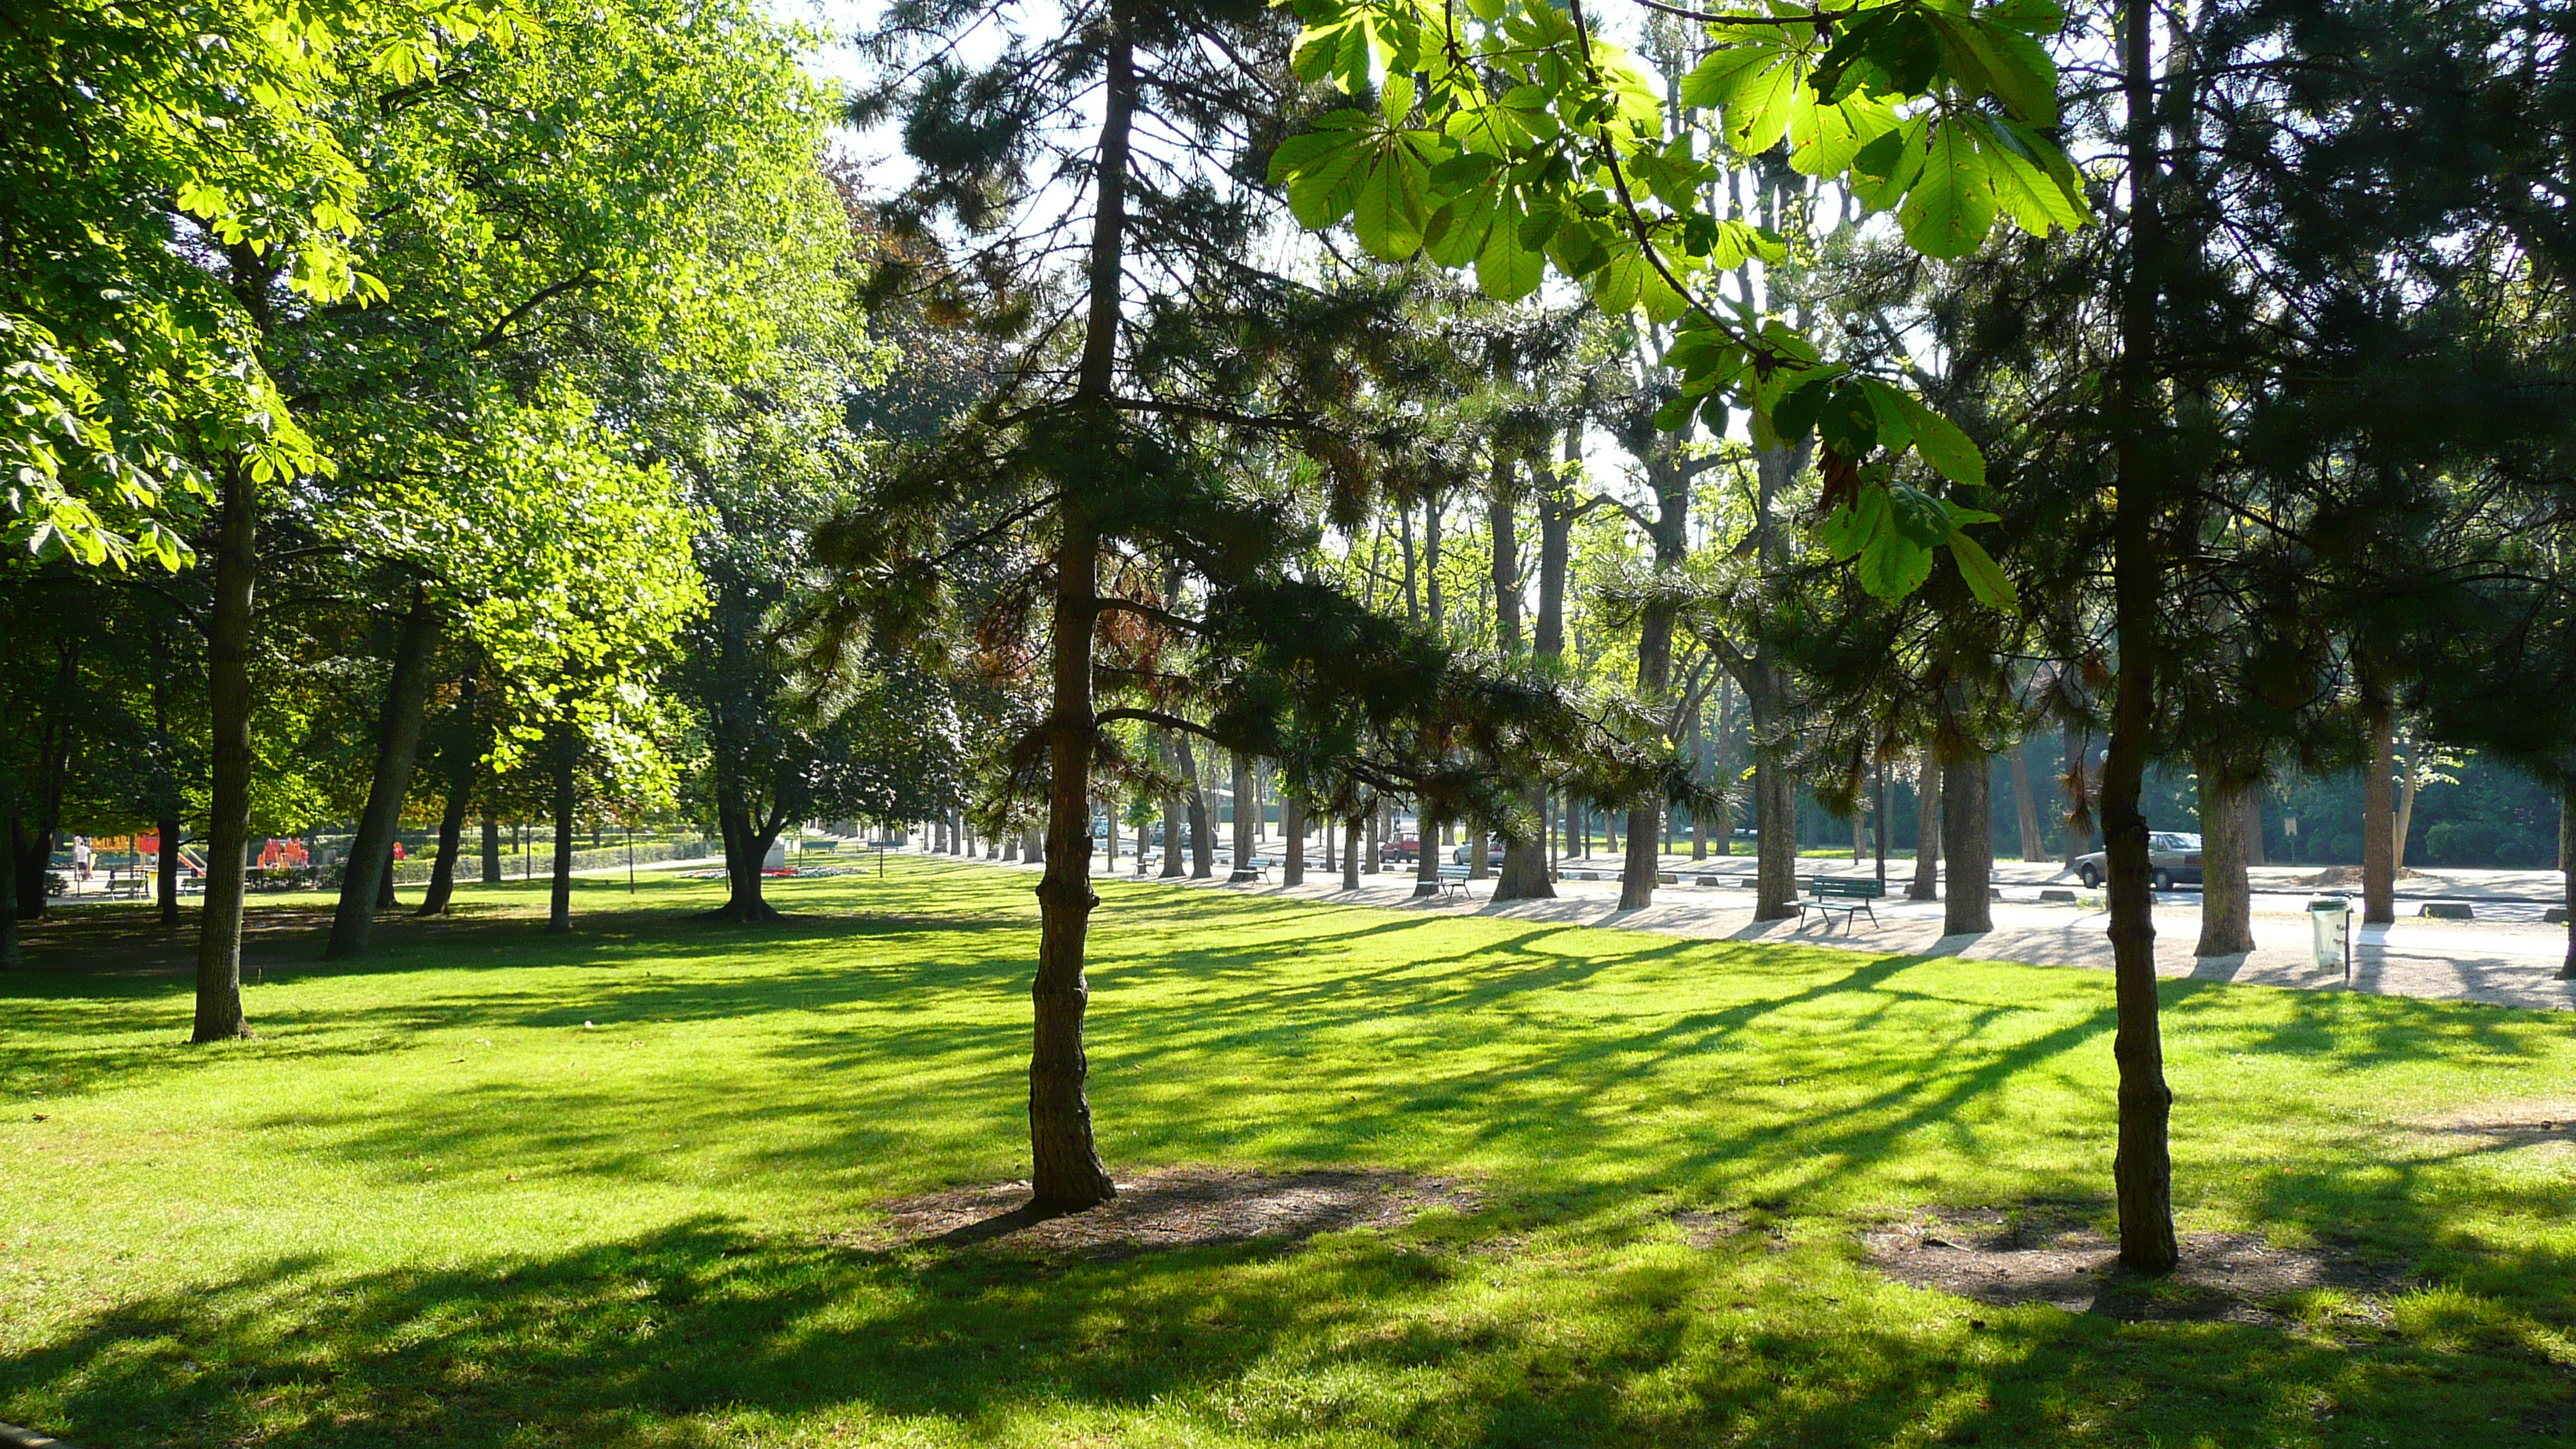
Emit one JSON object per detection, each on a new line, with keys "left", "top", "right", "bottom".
{"left": 1859, "top": 1206, "right": 2416, "bottom": 1324}
{"left": 848, "top": 1166, "right": 1478, "bottom": 1259}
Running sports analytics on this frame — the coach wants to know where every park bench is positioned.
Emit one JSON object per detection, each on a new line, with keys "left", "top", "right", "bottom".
{"left": 1797, "top": 875, "right": 1883, "bottom": 931}
{"left": 1434, "top": 864, "right": 1473, "bottom": 899}
{"left": 1227, "top": 857, "right": 1275, "bottom": 884}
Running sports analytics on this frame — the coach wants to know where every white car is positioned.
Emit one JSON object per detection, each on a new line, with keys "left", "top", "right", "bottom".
{"left": 2071, "top": 832, "right": 2203, "bottom": 891}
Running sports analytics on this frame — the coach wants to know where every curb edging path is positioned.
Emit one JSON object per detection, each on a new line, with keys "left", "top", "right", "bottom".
{"left": 1, "top": 1423, "right": 81, "bottom": 1449}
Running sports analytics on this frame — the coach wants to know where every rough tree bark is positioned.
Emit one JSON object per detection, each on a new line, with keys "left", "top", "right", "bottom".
{"left": 1342, "top": 814, "right": 1362, "bottom": 891}
{"left": 1021, "top": 9, "right": 1134, "bottom": 1213}
{"left": 2195, "top": 771, "right": 2255, "bottom": 956}
{"left": 326, "top": 587, "right": 443, "bottom": 958}
{"left": 2362, "top": 696, "right": 2396, "bottom": 924}
{"left": 1940, "top": 748, "right": 1992, "bottom": 935}
{"left": 194, "top": 457, "right": 258, "bottom": 1042}
{"left": 2103, "top": 0, "right": 2179, "bottom": 1274}
{"left": 1621, "top": 449, "right": 1691, "bottom": 911}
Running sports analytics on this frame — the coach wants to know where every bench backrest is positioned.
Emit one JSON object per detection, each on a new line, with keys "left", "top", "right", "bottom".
{"left": 1807, "top": 877, "right": 1884, "bottom": 899}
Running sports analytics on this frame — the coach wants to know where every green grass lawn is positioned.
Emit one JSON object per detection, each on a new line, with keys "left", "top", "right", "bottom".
{"left": 4, "top": 857, "right": 2573, "bottom": 1447}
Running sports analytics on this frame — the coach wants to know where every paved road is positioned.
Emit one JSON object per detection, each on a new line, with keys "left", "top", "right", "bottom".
{"left": 934, "top": 844, "right": 2576, "bottom": 1013}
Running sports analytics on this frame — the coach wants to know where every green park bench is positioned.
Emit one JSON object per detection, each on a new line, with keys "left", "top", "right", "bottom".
{"left": 1797, "top": 875, "right": 1883, "bottom": 931}
{"left": 1434, "top": 864, "right": 1473, "bottom": 899}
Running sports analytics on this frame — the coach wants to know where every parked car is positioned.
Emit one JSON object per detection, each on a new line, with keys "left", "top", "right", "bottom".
{"left": 1450, "top": 841, "right": 1507, "bottom": 867}
{"left": 2071, "top": 832, "right": 2203, "bottom": 890}
{"left": 1382, "top": 833, "right": 1423, "bottom": 864}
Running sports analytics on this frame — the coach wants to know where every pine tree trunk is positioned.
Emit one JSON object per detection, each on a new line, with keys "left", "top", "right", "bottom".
{"left": 1493, "top": 454, "right": 1556, "bottom": 902}
{"left": 1941, "top": 749, "right": 1992, "bottom": 934}
{"left": 326, "top": 588, "right": 441, "bottom": 958}
{"left": 0, "top": 694, "right": 18, "bottom": 968}
{"left": 1019, "top": 5, "right": 1133, "bottom": 1213}
{"left": 1755, "top": 760, "right": 1797, "bottom": 917}
{"left": 1908, "top": 752, "right": 1942, "bottom": 902}
{"left": 2013, "top": 738, "right": 2050, "bottom": 861}
{"left": 1283, "top": 793, "right": 1304, "bottom": 886}
{"left": 1184, "top": 745, "right": 1212, "bottom": 879}
{"left": 1414, "top": 814, "right": 1441, "bottom": 897}
{"left": 194, "top": 460, "right": 256, "bottom": 1042}
{"left": 1029, "top": 504, "right": 1112, "bottom": 1210}
{"left": 2559, "top": 779, "right": 2574, "bottom": 979}
{"left": 2196, "top": 771, "right": 2254, "bottom": 956}
{"left": 1343, "top": 815, "right": 1362, "bottom": 891}
{"left": 2362, "top": 698, "right": 2396, "bottom": 924}
{"left": 2105, "top": 0, "right": 2177, "bottom": 1275}
{"left": 1228, "top": 752, "right": 1257, "bottom": 882}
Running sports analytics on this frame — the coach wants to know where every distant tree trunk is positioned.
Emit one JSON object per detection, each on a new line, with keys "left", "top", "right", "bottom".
{"left": 2013, "top": 738, "right": 2049, "bottom": 862}
{"left": 481, "top": 817, "right": 501, "bottom": 883}
{"left": 1343, "top": 814, "right": 1362, "bottom": 891}
{"left": 420, "top": 800, "right": 465, "bottom": 913}
{"left": 377, "top": 853, "right": 398, "bottom": 910}
{"left": 0, "top": 694, "right": 18, "bottom": 967}
{"left": 156, "top": 817, "right": 181, "bottom": 930}
{"left": 2559, "top": 779, "right": 2574, "bottom": 979}
{"left": 1367, "top": 803, "right": 1382, "bottom": 872}
{"left": 2196, "top": 771, "right": 2254, "bottom": 956}
{"left": 1941, "top": 749, "right": 1992, "bottom": 935}
{"left": 1180, "top": 735, "right": 1213, "bottom": 879}
{"left": 1283, "top": 793, "right": 1304, "bottom": 886}
{"left": 2392, "top": 728, "right": 2423, "bottom": 873}
{"left": 2362, "top": 697, "right": 2396, "bottom": 924}
{"left": 1908, "top": 752, "right": 1942, "bottom": 902}
{"left": 1228, "top": 751, "right": 1258, "bottom": 882}
{"left": 546, "top": 733, "right": 576, "bottom": 934}
{"left": 194, "top": 458, "right": 257, "bottom": 1042}
{"left": 325, "top": 588, "right": 442, "bottom": 959}
{"left": 1157, "top": 732, "right": 1186, "bottom": 879}
{"left": 1495, "top": 454, "right": 1558, "bottom": 903}
{"left": 1320, "top": 807, "right": 1335, "bottom": 872}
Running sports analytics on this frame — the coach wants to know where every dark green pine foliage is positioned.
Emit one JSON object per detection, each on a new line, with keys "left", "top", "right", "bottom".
{"left": 810, "top": 0, "right": 1684, "bottom": 1211}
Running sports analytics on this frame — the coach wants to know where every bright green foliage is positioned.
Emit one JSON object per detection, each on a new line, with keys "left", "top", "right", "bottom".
{"left": 5, "top": 860, "right": 2575, "bottom": 1444}
{"left": 0, "top": 0, "right": 523, "bottom": 570}
{"left": 1269, "top": 0, "right": 2083, "bottom": 602}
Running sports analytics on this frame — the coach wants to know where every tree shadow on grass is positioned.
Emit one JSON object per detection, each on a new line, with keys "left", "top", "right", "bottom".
{"left": 6, "top": 1209, "right": 2569, "bottom": 1448}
